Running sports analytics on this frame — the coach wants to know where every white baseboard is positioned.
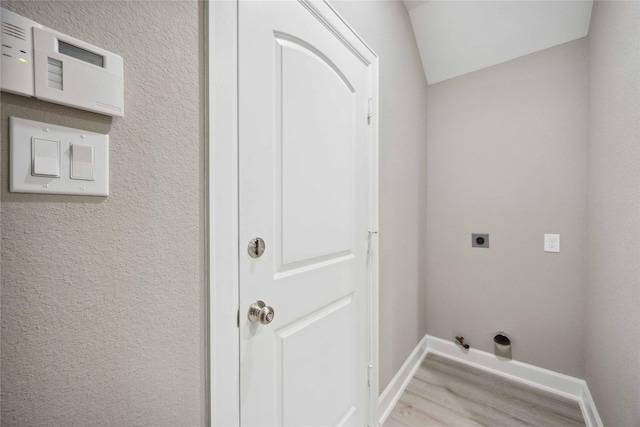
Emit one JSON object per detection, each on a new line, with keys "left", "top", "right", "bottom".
{"left": 579, "top": 379, "right": 603, "bottom": 427}
{"left": 378, "top": 334, "right": 603, "bottom": 427}
{"left": 377, "top": 335, "right": 429, "bottom": 426}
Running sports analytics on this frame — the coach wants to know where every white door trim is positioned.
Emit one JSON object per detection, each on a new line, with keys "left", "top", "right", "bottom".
{"left": 208, "top": 1, "right": 239, "bottom": 426}
{"left": 207, "top": 1, "right": 379, "bottom": 425}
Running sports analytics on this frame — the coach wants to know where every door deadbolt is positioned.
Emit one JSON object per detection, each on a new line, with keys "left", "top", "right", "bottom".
{"left": 248, "top": 237, "right": 266, "bottom": 258}
{"left": 248, "top": 300, "right": 275, "bottom": 325}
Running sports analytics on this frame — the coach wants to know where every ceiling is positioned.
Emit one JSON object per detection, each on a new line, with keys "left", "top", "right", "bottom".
{"left": 403, "top": 1, "right": 594, "bottom": 85}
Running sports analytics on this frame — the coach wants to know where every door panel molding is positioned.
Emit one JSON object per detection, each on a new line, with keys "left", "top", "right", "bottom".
{"left": 274, "top": 251, "right": 355, "bottom": 280}
{"left": 274, "top": 32, "right": 356, "bottom": 93}
{"left": 275, "top": 293, "right": 354, "bottom": 339}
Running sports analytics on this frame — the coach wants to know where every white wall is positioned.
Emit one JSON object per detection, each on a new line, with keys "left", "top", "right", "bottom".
{"left": 331, "top": 0, "right": 429, "bottom": 392}
{"left": 425, "top": 39, "right": 588, "bottom": 377}
{"left": 1, "top": 2, "right": 205, "bottom": 425}
{"left": 586, "top": 2, "right": 640, "bottom": 425}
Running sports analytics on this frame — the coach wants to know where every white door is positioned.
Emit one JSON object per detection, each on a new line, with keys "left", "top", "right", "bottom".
{"left": 238, "top": 1, "right": 376, "bottom": 426}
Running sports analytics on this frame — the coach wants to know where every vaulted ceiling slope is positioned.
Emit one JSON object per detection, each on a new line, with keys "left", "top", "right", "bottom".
{"left": 403, "top": 1, "right": 594, "bottom": 84}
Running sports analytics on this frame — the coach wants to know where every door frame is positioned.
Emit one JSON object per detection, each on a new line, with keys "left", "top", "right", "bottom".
{"left": 207, "top": 1, "right": 379, "bottom": 426}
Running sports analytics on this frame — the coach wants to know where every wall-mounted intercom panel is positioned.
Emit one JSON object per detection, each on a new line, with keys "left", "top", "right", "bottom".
{"left": 1, "top": 8, "right": 124, "bottom": 117}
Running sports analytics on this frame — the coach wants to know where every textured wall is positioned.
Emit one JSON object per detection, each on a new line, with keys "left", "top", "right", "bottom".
{"left": 586, "top": 2, "right": 640, "bottom": 425}
{"left": 331, "top": 0, "right": 429, "bottom": 392}
{"left": 0, "top": 2, "right": 206, "bottom": 426}
{"left": 425, "top": 39, "right": 588, "bottom": 377}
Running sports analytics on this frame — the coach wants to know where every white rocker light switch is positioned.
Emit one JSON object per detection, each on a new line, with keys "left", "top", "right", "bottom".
{"left": 32, "top": 137, "right": 60, "bottom": 177}
{"left": 70, "top": 143, "right": 95, "bottom": 181}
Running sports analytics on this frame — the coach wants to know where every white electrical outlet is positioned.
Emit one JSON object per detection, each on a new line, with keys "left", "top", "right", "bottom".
{"left": 544, "top": 234, "right": 560, "bottom": 253}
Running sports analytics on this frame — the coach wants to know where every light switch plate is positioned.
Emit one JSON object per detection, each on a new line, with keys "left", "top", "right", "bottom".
{"left": 544, "top": 234, "right": 560, "bottom": 253}
{"left": 10, "top": 117, "right": 109, "bottom": 196}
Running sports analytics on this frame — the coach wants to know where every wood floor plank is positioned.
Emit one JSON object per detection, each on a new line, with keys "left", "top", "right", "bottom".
{"left": 383, "top": 354, "right": 585, "bottom": 427}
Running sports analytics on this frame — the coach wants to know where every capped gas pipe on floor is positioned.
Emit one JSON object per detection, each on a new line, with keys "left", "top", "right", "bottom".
{"left": 454, "top": 335, "right": 470, "bottom": 349}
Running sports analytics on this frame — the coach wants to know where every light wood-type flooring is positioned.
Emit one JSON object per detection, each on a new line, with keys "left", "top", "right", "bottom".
{"left": 383, "top": 353, "right": 586, "bottom": 427}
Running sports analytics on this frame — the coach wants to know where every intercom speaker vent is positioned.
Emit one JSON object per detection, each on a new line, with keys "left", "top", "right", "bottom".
{"left": 47, "top": 57, "right": 62, "bottom": 90}
{"left": 1, "top": 21, "right": 26, "bottom": 40}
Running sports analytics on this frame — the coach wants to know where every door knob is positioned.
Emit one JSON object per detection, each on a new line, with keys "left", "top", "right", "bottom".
{"left": 248, "top": 300, "right": 275, "bottom": 325}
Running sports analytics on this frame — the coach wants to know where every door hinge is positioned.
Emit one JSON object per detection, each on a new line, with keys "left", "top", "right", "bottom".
{"left": 367, "top": 98, "right": 373, "bottom": 125}
{"left": 367, "top": 364, "right": 373, "bottom": 387}
{"left": 237, "top": 309, "right": 240, "bottom": 328}
{"left": 367, "top": 230, "right": 378, "bottom": 256}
